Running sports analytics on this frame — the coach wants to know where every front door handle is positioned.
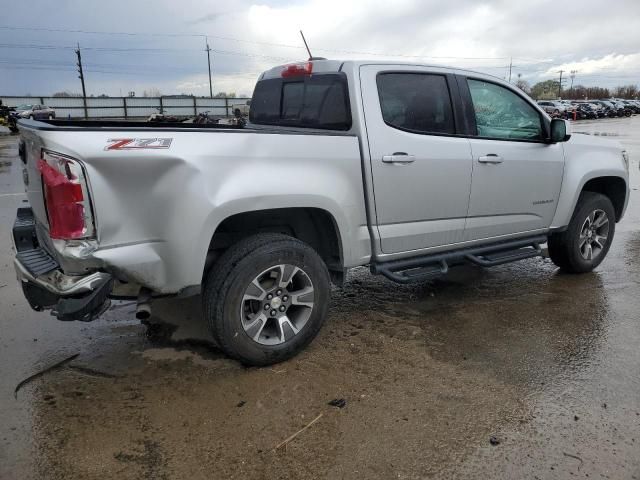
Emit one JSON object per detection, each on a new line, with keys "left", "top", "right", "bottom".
{"left": 477, "top": 154, "right": 504, "bottom": 164}
{"left": 382, "top": 152, "right": 416, "bottom": 165}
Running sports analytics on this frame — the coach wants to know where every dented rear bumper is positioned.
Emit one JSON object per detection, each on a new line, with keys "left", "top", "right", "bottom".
{"left": 13, "top": 207, "right": 113, "bottom": 321}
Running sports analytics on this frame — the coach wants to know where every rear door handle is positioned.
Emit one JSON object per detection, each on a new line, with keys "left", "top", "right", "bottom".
{"left": 382, "top": 152, "right": 416, "bottom": 165}
{"left": 477, "top": 154, "right": 503, "bottom": 164}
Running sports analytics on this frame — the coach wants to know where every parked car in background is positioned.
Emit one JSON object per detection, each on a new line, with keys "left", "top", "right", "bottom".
{"left": 606, "top": 101, "right": 625, "bottom": 117}
{"left": 11, "top": 104, "right": 56, "bottom": 121}
{"left": 590, "top": 100, "right": 618, "bottom": 117}
{"left": 610, "top": 101, "right": 632, "bottom": 117}
{"left": 537, "top": 100, "right": 566, "bottom": 116}
{"left": 571, "top": 102, "right": 597, "bottom": 119}
{"left": 588, "top": 102, "right": 607, "bottom": 118}
{"left": 559, "top": 100, "right": 576, "bottom": 116}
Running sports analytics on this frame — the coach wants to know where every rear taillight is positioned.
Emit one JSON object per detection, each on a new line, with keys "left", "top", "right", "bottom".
{"left": 38, "top": 150, "right": 94, "bottom": 240}
{"left": 281, "top": 62, "right": 313, "bottom": 78}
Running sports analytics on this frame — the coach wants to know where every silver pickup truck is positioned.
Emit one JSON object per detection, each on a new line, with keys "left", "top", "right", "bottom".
{"left": 13, "top": 60, "right": 630, "bottom": 365}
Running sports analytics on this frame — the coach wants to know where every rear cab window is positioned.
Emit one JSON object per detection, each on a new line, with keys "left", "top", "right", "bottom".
{"left": 249, "top": 73, "right": 352, "bottom": 130}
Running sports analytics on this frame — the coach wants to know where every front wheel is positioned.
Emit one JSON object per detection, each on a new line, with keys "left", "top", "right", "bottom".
{"left": 548, "top": 192, "right": 615, "bottom": 273}
{"left": 203, "top": 233, "right": 330, "bottom": 366}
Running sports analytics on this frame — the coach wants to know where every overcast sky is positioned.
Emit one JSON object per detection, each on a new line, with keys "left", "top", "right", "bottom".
{"left": 1, "top": 0, "right": 639, "bottom": 97}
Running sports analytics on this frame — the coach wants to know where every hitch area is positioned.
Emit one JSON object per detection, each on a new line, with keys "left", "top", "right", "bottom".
{"left": 13, "top": 207, "right": 113, "bottom": 322}
{"left": 372, "top": 235, "right": 546, "bottom": 284}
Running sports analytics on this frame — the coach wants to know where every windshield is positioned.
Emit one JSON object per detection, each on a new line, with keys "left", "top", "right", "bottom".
{"left": 16, "top": 104, "right": 33, "bottom": 110}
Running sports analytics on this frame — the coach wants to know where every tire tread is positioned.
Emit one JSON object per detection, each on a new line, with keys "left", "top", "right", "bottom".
{"left": 202, "top": 233, "right": 329, "bottom": 365}
{"left": 547, "top": 191, "right": 615, "bottom": 273}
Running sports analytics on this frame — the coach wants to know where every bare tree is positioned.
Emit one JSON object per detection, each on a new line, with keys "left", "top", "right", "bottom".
{"left": 613, "top": 85, "right": 639, "bottom": 99}
{"left": 143, "top": 88, "right": 163, "bottom": 98}
{"left": 515, "top": 79, "right": 531, "bottom": 94}
{"left": 52, "top": 91, "right": 82, "bottom": 97}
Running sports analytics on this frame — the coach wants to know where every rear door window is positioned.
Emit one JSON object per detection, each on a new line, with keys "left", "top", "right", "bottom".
{"left": 376, "top": 73, "right": 455, "bottom": 135}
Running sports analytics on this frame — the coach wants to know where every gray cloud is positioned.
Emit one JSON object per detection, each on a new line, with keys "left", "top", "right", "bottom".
{"left": 0, "top": 0, "right": 638, "bottom": 96}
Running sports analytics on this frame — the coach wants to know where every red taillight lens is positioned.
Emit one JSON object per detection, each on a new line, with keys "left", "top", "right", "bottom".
{"left": 38, "top": 151, "right": 93, "bottom": 240}
{"left": 281, "top": 62, "right": 313, "bottom": 78}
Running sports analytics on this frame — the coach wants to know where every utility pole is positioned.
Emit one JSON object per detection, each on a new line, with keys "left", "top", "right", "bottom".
{"left": 205, "top": 37, "right": 213, "bottom": 99}
{"left": 569, "top": 69, "right": 577, "bottom": 94}
{"left": 557, "top": 70, "right": 564, "bottom": 99}
{"left": 75, "top": 43, "right": 88, "bottom": 119}
{"left": 508, "top": 57, "right": 513, "bottom": 83}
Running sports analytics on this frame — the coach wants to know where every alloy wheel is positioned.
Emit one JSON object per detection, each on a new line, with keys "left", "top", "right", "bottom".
{"left": 240, "top": 264, "right": 315, "bottom": 345}
{"left": 579, "top": 209, "right": 609, "bottom": 261}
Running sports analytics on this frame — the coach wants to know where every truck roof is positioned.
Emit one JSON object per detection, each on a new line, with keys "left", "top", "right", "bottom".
{"left": 260, "top": 59, "right": 516, "bottom": 87}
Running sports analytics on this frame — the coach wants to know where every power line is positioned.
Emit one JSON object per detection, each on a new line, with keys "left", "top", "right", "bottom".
{"left": 0, "top": 25, "right": 205, "bottom": 38}
{"left": 0, "top": 63, "right": 264, "bottom": 78}
{"left": 0, "top": 25, "right": 537, "bottom": 61}
{"left": 0, "top": 42, "right": 296, "bottom": 61}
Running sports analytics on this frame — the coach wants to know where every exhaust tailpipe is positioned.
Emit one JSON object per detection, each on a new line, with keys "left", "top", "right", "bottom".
{"left": 136, "top": 288, "right": 152, "bottom": 320}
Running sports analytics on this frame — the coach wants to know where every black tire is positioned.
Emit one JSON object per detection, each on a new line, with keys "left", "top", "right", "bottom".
{"left": 202, "top": 233, "right": 330, "bottom": 366}
{"left": 548, "top": 192, "right": 615, "bottom": 273}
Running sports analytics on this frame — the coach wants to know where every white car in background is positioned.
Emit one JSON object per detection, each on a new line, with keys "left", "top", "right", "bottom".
{"left": 537, "top": 100, "right": 566, "bottom": 116}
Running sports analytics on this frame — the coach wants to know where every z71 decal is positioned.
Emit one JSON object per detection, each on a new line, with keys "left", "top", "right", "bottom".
{"left": 105, "top": 138, "right": 173, "bottom": 150}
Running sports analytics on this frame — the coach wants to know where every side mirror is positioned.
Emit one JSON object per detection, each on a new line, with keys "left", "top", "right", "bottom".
{"left": 549, "top": 118, "right": 571, "bottom": 143}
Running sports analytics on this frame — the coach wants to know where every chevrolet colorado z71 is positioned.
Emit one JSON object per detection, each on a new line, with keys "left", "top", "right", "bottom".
{"left": 12, "top": 60, "right": 630, "bottom": 365}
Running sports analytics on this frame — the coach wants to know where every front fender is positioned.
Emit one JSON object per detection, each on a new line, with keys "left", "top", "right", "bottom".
{"left": 550, "top": 137, "right": 628, "bottom": 229}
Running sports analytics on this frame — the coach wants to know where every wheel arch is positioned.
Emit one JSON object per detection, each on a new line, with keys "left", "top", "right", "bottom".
{"left": 581, "top": 176, "right": 627, "bottom": 221}
{"left": 551, "top": 170, "right": 629, "bottom": 230}
{"left": 202, "top": 207, "right": 344, "bottom": 279}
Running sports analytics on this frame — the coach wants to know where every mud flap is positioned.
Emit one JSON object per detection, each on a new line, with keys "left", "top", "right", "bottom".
{"left": 51, "top": 278, "right": 114, "bottom": 322}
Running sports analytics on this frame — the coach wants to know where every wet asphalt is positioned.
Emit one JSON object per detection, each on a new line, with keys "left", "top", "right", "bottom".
{"left": 0, "top": 118, "right": 639, "bottom": 480}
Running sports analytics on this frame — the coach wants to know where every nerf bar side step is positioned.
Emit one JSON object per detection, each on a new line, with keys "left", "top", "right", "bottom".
{"left": 371, "top": 235, "right": 546, "bottom": 284}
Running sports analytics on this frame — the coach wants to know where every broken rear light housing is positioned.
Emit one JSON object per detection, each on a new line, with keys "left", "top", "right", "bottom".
{"left": 38, "top": 150, "right": 95, "bottom": 240}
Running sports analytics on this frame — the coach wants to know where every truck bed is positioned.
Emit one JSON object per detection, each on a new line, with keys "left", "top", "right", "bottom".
{"left": 17, "top": 118, "right": 370, "bottom": 293}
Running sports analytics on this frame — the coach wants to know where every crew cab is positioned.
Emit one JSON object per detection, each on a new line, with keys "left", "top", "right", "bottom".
{"left": 12, "top": 60, "right": 630, "bottom": 365}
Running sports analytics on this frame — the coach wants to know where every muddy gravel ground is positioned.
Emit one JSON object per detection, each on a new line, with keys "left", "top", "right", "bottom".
{"left": 1, "top": 118, "right": 639, "bottom": 480}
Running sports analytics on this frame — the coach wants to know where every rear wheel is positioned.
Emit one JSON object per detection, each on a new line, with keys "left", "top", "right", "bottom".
{"left": 548, "top": 192, "right": 615, "bottom": 273}
{"left": 202, "top": 233, "right": 330, "bottom": 366}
